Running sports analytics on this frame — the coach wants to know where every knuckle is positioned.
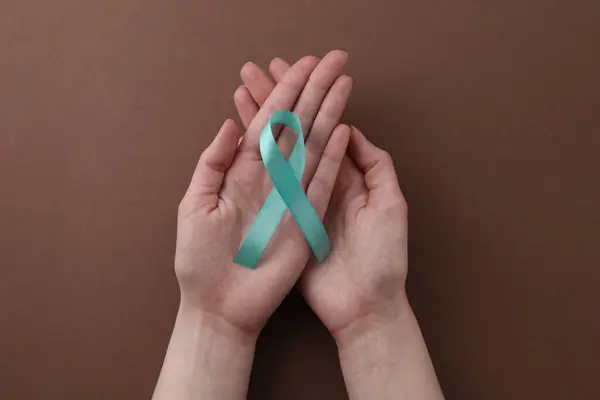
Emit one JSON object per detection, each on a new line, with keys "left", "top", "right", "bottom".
{"left": 319, "top": 100, "right": 341, "bottom": 123}
{"left": 323, "top": 144, "right": 344, "bottom": 165}
{"left": 278, "top": 78, "right": 303, "bottom": 95}
{"left": 309, "top": 74, "right": 332, "bottom": 93}
{"left": 310, "top": 172, "right": 332, "bottom": 194}
{"left": 261, "top": 102, "right": 279, "bottom": 117}
{"left": 305, "top": 136, "right": 327, "bottom": 160}
{"left": 199, "top": 151, "right": 228, "bottom": 174}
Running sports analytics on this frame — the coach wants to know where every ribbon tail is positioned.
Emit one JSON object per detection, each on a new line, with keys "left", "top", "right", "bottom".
{"left": 234, "top": 188, "right": 287, "bottom": 269}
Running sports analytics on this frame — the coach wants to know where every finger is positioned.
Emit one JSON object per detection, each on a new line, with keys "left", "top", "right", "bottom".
{"left": 186, "top": 119, "right": 241, "bottom": 205}
{"left": 347, "top": 126, "right": 405, "bottom": 206}
{"left": 264, "top": 50, "right": 346, "bottom": 184}
{"left": 240, "top": 58, "right": 294, "bottom": 155}
{"left": 238, "top": 55, "right": 320, "bottom": 156}
{"left": 290, "top": 50, "right": 348, "bottom": 139}
{"left": 301, "top": 74, "right": 353, "bottom": 188}
{"left": 236, "top": 58, "right": 291, "bottom": 132}
{"left": 240, "top": 62, "right": 276, "bottom": 107}
{"left": 329, "top": 155, "right": 367, "bottom": 209}
{"left": 269, "top": 57, "right": 292, "bottom": 83}
{"left": 306, "top": 124, "right": 351, "bottom": 218}
{"left": 233, "top": 86, "right": 259, "bottom": 129}
{"left": 243, "top": 58, "right": 293, "bottom": 109}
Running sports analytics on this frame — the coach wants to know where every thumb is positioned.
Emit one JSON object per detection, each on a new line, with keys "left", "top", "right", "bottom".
{"left": 186, "top": 119, "right": 241, "bottom": 209}
{"left": 347, "top": 126, "right": 404, "bottom": 207}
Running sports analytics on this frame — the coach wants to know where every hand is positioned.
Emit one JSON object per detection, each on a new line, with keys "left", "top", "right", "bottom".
{"left": 234, "top": 57, "right": 444, "bottom": 399}
{"left": 176, "top": 50, "right": 352, "bottom": 339}
{"left": 234, "top": 57, "right": 408, "bottom": 340}
{"left": 154, "top": 51, "right": 354, "bottom": 400}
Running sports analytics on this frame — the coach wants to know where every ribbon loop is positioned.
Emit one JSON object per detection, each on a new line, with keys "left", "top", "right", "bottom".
{"left": 234, "top": 110, "right": 331, "bottom": 269}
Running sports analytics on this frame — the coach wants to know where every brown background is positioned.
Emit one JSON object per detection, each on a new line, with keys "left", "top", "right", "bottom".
{"left": 1, "top": 0, "right": 599, "bottom": 399}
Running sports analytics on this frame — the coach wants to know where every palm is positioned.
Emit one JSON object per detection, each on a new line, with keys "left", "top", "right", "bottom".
{"left": 225, "top": 154, "right": 278, "bottom": 216}
{"left": 175, "top": 51, "right": 353, "bottom": 335}
{"left": 300, "top": 157, "right": 408, "bottom": 334}
{"left": 176, "top": 155, "right": 310, "bottom": 333}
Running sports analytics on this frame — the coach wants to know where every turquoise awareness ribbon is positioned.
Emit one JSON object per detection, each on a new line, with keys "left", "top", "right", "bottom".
{"left": 234, "top": 110, "right": 331, "bottom": 269}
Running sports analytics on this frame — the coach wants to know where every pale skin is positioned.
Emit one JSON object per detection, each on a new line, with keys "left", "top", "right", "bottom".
{"left": 153, "top": 50, "right": 444, "bottom": 399}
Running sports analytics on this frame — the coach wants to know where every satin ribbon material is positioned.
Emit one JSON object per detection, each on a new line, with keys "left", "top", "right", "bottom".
{"left": 234, "top": 110, "right": 331, "bottom": 269}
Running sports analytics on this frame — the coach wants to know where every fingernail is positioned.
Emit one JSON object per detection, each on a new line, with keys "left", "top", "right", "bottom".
{"left": 330, "top": 49, "right": 348, "bottom": 57}
{"left": 241, "top": 62, "right": 255, "bottom": 78}
{"left": 234, "top": 85, "right": 245, "bottom": 96}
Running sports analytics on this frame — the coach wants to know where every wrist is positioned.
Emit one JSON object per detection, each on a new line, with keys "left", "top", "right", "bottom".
{"left": 153, "top": 301, "right": 256, "bottom": 400}
{"left": 177, "top": 299, "right": 258, "bottom": 350}
{"left": 333, "top": 294, "right": 413, "bottom": 351}
{"left": 334, "top": 295, "right": 444, "bottom": 400}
